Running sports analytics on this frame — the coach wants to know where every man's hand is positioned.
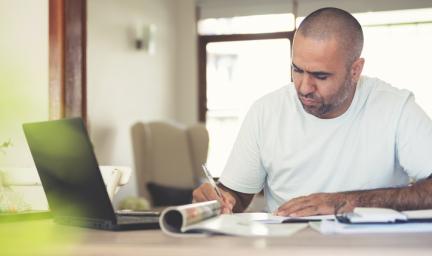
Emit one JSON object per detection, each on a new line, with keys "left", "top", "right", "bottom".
{"left": 277, "top": 177, "right": 432, "bottom": 217}
{"left": 276, "top": 192, "right": 354, "bottom": 217}
{"left": 192, "top": 183, "right": 236, "bottom": 214}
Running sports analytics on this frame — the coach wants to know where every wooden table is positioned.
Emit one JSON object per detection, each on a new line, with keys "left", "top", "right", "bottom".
{"left": 2, "top": 219, "right": 432, "bottom": 256}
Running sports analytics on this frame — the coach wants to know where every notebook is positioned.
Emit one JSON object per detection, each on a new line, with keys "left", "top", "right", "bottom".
{"left": 311, "top": 207, "right": 432, "bottom": 234}
{"left": 23, "top": 118, "right": 160, "bottom": 230}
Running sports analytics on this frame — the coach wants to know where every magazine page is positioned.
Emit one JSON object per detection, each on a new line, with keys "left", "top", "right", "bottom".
{"left": 159, "top": 201, "right": 307, "bottom": 237}
{"left": 182, "top": 214, "right": 307, "bottom": 236}
{"left": 159, "top": 200, "right": 221, "bottom": 236}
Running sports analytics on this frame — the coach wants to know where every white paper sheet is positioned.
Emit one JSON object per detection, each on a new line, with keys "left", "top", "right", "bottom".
{"left": 234, "top": 212, "right": 335, "bottom": 224}
{"left": 311, "top": 220, "right": 432, "bottom": 234}
{"left": 402, "top": 209, "right": 432, "bottom": 219}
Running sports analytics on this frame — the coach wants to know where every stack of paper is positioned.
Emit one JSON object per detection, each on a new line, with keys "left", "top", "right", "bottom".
{"left": 311, "top": 220, "right": 432, "bottom": 234}
{"left": 310, "top": 208, "right": 432, "bottom": 234}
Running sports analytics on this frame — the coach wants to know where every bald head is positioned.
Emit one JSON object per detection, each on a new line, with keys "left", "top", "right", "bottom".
{"left": 296, "top": 7, "right": 363, "bottom": 65}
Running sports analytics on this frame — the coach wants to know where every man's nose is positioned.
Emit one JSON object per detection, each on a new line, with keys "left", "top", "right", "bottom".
{"left": 298, "top": 74, "right": 316, "bottom": 96}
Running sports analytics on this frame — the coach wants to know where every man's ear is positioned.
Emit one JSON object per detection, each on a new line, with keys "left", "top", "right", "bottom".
{"left": 351, "top": 58, "right": 365, "bottom": 82}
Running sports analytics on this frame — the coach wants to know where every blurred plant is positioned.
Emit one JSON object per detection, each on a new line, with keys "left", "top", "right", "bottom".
{"left": 0, "top": 139, "right": 12, "bottom": 155}
{"left": 0, "top": 139, "right": 31, "bottom": 213}
{"left": 118, "top": 196, "right": 150, "bottom": 211}
{"left": 0, "top": 139, "right": 12, "bottom": 187}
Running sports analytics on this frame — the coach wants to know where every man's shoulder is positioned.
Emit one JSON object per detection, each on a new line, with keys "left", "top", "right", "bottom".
{"left": 242, "top": 85, "right": 296, "bottom": 125}
{"left": 361, "top": 76, "right": 413, "bottom": 112}
{"left": 253, "top": 84, "right": 295, "bottom": 108}
{"left": 360, "top": 76, "right": 412, "bottom": 106}
{"left": 357, "top": 76, "right": 414, "bottom": 123}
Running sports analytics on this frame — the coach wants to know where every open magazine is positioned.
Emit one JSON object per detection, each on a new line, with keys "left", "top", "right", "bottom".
{"left": 159, "top": 200, "right": 308, "bottom": 237}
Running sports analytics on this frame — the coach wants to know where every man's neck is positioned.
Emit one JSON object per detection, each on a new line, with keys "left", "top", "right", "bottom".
{"left": 319, "top": 84, "right": 357, "bottom": 119}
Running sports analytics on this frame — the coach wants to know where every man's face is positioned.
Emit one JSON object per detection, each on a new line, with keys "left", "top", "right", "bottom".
{"left": 292, "top": 34, "right": 358, "bottom": 119}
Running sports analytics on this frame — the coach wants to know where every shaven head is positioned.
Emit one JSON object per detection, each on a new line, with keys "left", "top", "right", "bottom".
{"left": 297, "top": 7, "right": 363, "bottom": 65}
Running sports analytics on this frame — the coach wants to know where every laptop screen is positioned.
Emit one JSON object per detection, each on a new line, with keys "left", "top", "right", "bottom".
{"left": 23, "top": 118, "right": 116, "bottom": 222}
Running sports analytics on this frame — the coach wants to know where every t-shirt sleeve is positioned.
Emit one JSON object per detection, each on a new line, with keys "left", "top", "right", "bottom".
{"left": 396, "top": 95, "right": 432, "bottom": 180}
{"left": 219, "top": 102, "right": 266, "bottom": 194}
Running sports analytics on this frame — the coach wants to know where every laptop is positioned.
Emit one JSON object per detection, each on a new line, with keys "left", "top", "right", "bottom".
{"left": 23, "top": 118, "right": 160, "bottom": 230}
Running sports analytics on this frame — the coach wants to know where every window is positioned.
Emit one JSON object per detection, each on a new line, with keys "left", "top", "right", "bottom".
{"left": 198, "top": 14, "right": 294, "bottom": 176}
{"left": 198, "top": 13, "right": 295, "bottom": 35}
{"left": 357, "top": 8, "right": 432, "bottom": 117}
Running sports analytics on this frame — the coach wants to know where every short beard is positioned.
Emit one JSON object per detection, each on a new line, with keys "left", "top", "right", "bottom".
{"left": 301, "top": 73, "right": 354, "bottom": 118}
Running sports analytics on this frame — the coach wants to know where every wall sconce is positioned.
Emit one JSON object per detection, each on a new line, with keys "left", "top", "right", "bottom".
{"left": 135, "top": 22, "right": 156, "bottom": 54}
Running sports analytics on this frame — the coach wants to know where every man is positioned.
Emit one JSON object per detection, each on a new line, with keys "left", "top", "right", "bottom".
{"left": 193, "top": 7, "right": 432, "bottom": 217}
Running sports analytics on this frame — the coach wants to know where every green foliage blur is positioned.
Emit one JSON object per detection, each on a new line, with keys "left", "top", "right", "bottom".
{"left": 0, "top": 2, "right": 81, "bottom": 254}
{"left": 0, "top": 220, "right": 82, "bottom": 255}
{"left": 119, "top": 196, "right": 151, "bottom": 211}
{"left": 0, "top": 139, "right": 12, "bottom": 155}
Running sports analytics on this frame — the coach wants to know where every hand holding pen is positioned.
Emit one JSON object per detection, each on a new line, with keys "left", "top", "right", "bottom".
{"left": 192, "top": 164, "right": 236, "bottom": 214}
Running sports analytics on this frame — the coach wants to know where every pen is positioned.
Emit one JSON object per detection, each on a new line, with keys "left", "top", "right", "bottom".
{"left": 201, "top": 164, "right": 223, "bottom": 199}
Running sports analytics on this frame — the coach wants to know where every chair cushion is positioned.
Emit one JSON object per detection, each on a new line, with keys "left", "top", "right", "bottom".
{"left": 147, "top": 182, "right": 193, "bottom": 207}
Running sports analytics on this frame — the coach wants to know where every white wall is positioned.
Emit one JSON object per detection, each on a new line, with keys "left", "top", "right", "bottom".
{"left": 0, "top": 0, "right": 48, "bottom": 166}
{"left": 175, "top": 0, "right": 199, "bottom": 126}
{"left": 0, "top": 0, "right": 49, "bottom": 210}
{"left": 87, "top": 0, "right": 198, "bottom": 206}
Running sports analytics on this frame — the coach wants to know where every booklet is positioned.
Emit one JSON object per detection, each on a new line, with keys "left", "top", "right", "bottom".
{"left": 159, "top": 200, "right": 308, "bottom": 237}
{"left": 336, "top": 207, "right": 432, "bottom": 224}
{"left": 311, "top": 220, "right": 432, "bottom": 234}
{"left": 311, "top": 207, "right": 432, "bottom": 234}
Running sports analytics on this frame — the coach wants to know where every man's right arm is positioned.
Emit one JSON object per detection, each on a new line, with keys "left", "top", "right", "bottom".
{"left": 193, "top": 101, "right": 264, "bottom": 212}
{"left": 192, "top": 183, "right": 255, "bottom": 213}
{"left": 219, "top": 183, "right": 255, "bottom": 213}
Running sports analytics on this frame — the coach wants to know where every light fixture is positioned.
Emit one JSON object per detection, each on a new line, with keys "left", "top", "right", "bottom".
{"left": 134, "top": 22, "right": 156, "bottom": 54}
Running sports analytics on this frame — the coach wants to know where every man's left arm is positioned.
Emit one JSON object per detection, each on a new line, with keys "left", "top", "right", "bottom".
{"left": 277, "top": 174, "right": 432, "bottom": 217}
{"left": 278, "top": 96, "right": 432, "bottom": 217}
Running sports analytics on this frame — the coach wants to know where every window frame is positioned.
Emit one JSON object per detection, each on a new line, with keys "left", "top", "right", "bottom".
{"left": 198, "top": 31, "right": 295, "bottom": 122}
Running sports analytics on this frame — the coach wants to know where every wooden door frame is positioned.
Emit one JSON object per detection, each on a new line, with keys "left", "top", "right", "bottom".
{"left": 49, "top": 0, "right": 87, "bottom": 121}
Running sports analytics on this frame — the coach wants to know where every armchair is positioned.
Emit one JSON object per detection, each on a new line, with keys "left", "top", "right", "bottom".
{"left": 131, "top": 121, "right": 208, "bottom": 207}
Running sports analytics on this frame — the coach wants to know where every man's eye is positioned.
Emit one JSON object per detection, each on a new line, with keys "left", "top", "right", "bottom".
{"left": 314, "top": 74, "right": 328, "bottom": 80}
{"left": 293, "top": 67, "right": 303, "bottom": 73}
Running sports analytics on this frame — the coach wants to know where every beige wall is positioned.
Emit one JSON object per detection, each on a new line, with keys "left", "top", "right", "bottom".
{"left": 0, "top": 0, "right": 48, "bottom": 166}
{"left": 175, "top": 0, "right": 199, "bottom": 126}
{"left": 0, "top": 0, "right": 49, "bottom": 210}
{"left": 87, "top": 0, "right": 198, "bottom": 206}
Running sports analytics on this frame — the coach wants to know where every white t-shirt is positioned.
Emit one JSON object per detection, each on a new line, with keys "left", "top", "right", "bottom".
{"left": 219, "top": 76, "right": 432, "bottom": 212}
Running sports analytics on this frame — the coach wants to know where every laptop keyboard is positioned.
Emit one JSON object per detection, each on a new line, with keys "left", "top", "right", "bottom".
{"left": 116, "top": 215, "right": 159, "bottom": 224}
{"left": 115, "top": 210, "right": 160, "bottom": 217}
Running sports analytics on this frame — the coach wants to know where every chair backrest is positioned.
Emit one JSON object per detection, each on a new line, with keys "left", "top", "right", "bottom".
{"left": 186, "top": 123, "right": 208, "bottom": 183}
{"left": 131, "top": 121, "right": 208, "bottom": 203}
